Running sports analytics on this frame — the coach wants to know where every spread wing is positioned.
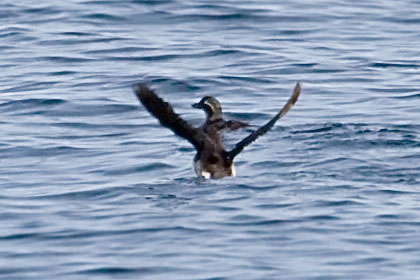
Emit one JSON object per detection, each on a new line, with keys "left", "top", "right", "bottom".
{"left": 225, "top": 120, "right": 249, "bottom": 131}
{"left": 228, "top": 82, "right": 301, "bottom": 160}
{"left": 133, "top": 84, "right": 201, "bottom": 149}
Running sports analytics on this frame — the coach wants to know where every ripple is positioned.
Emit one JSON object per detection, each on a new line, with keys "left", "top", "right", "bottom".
{"left": 391, "top": 93, "right": 420, "bottom": 99}
{"left": 305, "top": 215, "right": 340, "bottom": 221}
{"left": 314, "top": 200, "right": 363, "bottom": 207}
{"left": 79, "top": 13, "right": 125, "bottom": 21}
{"left": 369, "top": 62, "right": 420, "bottom": 68}
{"left": 40, "top": 56, "right": 93, "bottom": 63}
{"left": 0, "top": 98, "right": 66, "bottom": 110}
{"left": 0, "top": 145, "right": 87, "bottom": 158}
{"left": 102, "top": 162, "right": 175, "bottom": 176}
{"left": 29, "top": 186, "right": 134, "bottom": 201}
{"left": 77, "top": 266, "right": 175, "bottom": 275}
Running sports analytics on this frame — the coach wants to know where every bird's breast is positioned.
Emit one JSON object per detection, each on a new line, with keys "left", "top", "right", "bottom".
{"left": 193, "top": 157, "right": 235, "bottom": 179}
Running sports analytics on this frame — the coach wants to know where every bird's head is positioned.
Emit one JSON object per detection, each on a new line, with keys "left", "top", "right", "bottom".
{"left": 192, "top": 96, "right": 222, "bottom": 120}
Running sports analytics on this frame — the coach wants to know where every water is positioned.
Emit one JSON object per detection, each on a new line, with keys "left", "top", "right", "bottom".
{"left": 1, "top": 0, "right": 420, "bottom": 279}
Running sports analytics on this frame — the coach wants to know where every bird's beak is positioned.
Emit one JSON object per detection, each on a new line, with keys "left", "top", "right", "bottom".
{"left": 192, "top": 102, "right": 202, "bottom": 109}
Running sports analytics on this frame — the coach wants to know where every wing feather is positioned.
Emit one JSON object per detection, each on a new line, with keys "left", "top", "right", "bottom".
{"left": 228, "top": 82, "right": 301, "bottom": 159}
{"left": 133, "top": 84, "right": 201, "bottom": 149}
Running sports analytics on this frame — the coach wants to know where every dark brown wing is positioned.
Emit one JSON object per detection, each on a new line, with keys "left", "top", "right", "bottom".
{"left": 228, "top": 82, "right": 301, "bottom": 160}
{"left": 226, "top": 120, "right": 249, "bottom": 130}
{"left": 205, "top": 119, "right": 248, "bottom": 132}
{"left": 133, "top": 83, "right": 201, "bottom": 149}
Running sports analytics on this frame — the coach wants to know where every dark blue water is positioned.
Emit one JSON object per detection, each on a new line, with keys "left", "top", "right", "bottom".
{"left": 1, "top": 0, "right": 420, "bottom": 279}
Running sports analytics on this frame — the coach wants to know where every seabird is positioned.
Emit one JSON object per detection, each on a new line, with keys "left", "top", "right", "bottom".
{"left": 133, "top": 83, "right": 301, "bottom": 179}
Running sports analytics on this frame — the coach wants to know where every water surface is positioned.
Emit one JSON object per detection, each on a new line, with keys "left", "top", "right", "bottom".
{"left": 1, "top": 0, "right": 420, "bottom": 279}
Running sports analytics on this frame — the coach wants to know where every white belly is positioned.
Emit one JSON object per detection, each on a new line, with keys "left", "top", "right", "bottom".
{"left": 193, "top": 160, "right": 236, "bottom": 179}
{"left": 194, "top": 160, "right": 211, "bottom": 179}
{"left": 230, "top": 164, "right": 236, "bottom": 177}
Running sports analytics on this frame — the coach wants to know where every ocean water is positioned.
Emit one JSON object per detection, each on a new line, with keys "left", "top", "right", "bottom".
{"left": 1, "top": 0, "right": 420, "bottom": 279}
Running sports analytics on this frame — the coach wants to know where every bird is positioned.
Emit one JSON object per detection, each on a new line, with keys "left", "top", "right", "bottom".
{"left": 133, "top": 82, "right": 301, "bottom": 179}
{"left": 191, "top": 96, "right": 249, "bottom": 132}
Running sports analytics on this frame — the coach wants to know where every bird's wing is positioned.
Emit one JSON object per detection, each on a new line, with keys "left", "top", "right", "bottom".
{"left": 225, "top": 120, "right": 249, "bottom": 131}
{"left": 133, "top": 84, "right": 202, "bottom": 149}
{"left": 228, "top": 82, "right": 301, "bottom": 160}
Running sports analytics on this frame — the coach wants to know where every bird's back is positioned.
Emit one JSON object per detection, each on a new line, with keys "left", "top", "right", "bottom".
{"left": 193, "top": 126, "right": 234, "bottom": 179}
